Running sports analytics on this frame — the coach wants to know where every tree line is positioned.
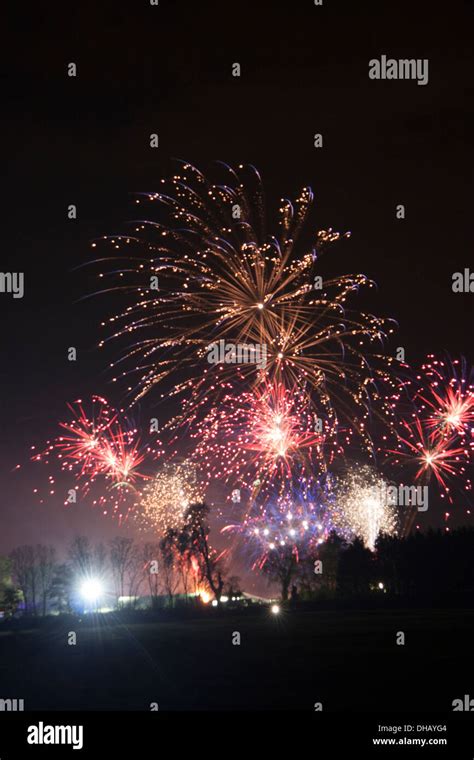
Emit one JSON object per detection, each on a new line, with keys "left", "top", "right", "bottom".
{"left": 0, "top": 502, "right": 235, "bottom": 617}
{"left": 2, "top": 503, "right": 473, "bottom": 615}
{"left": 263, "top": 526, "right": 474, "bottom": 601}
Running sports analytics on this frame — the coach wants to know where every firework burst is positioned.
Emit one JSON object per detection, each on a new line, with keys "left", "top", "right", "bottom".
{"left": 385, "top": 416, "right": 470, "bottom": 503}
{"left": 333, "top": 465, "right": 399, "bottom": 550}
{"left": 414, "top": 355, "right": 474, "bottom": 444}
{"left": 32, "top": 396, "right": 161, "bottom": 515}
{"left": 222, "top": 478, "right": 341, "bottom": 569}
{"left": 381, "top": 355, "right": 474, "bottom": 505}
{"left": 91, "top": 161, "right": 398, "bottom": 467}
{"left": 137, "top": 460, "right": 202, "bottom": 534}
{"left": 184, "top": 376, "right": 336, "bottom": 499}
{"left": 223, "top": 465, "right": 399, "bottom": 569}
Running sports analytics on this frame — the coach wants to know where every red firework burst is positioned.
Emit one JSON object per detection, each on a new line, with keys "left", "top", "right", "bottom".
{"left": 183, "top": 377, "right": 334, "bottom": 500}
{"left": 32, "top": 396, "right": 161, "bottom": 513}
{"left": 386, "top": 416, "right": 470, "bottom": 501}
{"left": 414, "top": 356, "right": 474, "bottom": 444}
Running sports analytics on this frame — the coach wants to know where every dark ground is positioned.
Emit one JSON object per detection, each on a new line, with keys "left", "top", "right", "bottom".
{"left": 0, "top": 607, "right": 472, "bottom": 711}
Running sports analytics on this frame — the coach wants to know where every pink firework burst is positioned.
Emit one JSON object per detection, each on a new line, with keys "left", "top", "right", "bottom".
{"left": 414, "top": 356, "right": 474, "bottom": 444}
{"left": 386, "top": 416, "right": 470, "bottom": 502}
{"left": 32, "top": 395, "right": 161, "bottom": 514}
{"left": 185, "top": 377, "right": 334, "bottom": 498}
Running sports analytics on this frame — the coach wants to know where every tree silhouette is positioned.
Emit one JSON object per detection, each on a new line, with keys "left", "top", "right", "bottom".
{"left": 261, "top": 544, "right": 299, "bottom": 601}
{"left": 337, "top": 537, "right": 374, "bottom": 595}
{"left": 176, "top": 502, "right": 227, "bottom": 602}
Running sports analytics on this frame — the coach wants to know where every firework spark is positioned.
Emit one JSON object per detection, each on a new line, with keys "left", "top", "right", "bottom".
{"left": 332, "top": 465, "right": 399, "bottom": 550}
{"left": 137, "top": 461, "right": 202, "bottom": 534}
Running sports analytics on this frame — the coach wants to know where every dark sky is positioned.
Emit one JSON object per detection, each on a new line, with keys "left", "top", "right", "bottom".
{"left": 1, "top": 0, "right": 474, "bottom": 588}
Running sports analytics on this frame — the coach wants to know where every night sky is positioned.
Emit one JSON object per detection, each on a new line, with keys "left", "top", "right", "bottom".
{"left": 2, "top": 0, "right": 474, "bottom": 586}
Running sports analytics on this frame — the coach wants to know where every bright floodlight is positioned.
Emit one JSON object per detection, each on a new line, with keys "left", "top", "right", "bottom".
{"left": 80, "top": 578, "right": 103, "bottom": 603}
{"left": 271, "top": 604, "right": 280, "bottom": 615}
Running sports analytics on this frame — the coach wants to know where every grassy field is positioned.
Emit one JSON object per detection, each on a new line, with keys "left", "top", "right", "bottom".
{"left": 0, "top": 607, "right": 472, "bottom": 711}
